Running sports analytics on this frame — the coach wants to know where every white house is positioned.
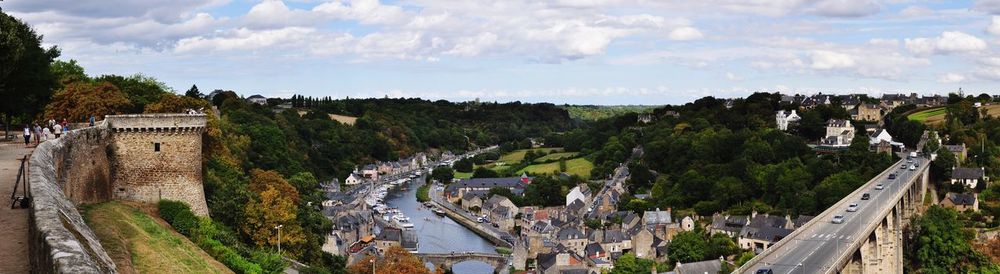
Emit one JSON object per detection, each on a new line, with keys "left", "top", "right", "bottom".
{"left": 952, "top": 167, "right": 986, "bottom": 189}
{"left": 822, "top": 119, "right": 854, "bottom": 147}
{"left": 246, "top": 95, "right": 267, "bottom": 105}
{"left": 345, "top": 173, "right": 363, "bottom": 185}
{"left": 869, "top": 129, "right": 904, "bottom": 148}
{"left": 775, "top": 110, "right": 801, "bottom": 131}
{"left": 565, "top": 184, "right": 592, "bottom": 206}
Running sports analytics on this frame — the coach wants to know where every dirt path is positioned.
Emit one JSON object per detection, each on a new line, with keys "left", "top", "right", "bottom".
{"left": 0, "top": 141, "right": 34, "bottom": 273}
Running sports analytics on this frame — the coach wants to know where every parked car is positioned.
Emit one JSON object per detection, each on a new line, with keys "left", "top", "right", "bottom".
{"left": 832, "top": 215, "right": 845, "bottom": 224}
{"left": 847, "top": 203, "right": 859, "bottom": 212}
{"left": 862, "top": 193, "right": 871, "bottom": 200}
{"left": 875, "top": 183, "right": 884, "bottom": 190}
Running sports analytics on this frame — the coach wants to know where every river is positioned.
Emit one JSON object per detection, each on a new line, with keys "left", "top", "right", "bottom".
{"left": 384, "top": 176, "right": 498, "bottom": 273}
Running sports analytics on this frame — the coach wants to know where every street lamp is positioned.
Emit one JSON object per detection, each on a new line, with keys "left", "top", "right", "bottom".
{"left": 274, "top": 224, "right": 284, "bottom": 255}
{"left": 370, "top": 258, "right": 376, "bottom": 274}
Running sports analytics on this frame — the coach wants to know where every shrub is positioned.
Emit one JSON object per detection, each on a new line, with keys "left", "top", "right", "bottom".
{"left": 157, "top": 200, "right": 191, "bottom": 224}
{"left": 251, "top": 250, "right": 287, "bottom": 274}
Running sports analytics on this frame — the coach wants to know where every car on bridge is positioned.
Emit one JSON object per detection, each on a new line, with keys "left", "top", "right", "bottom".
{"left": 875, "top": 183, "right": 884, "bottom": 190}
{"left": 889, "top": 173, "right": 896, "bottom": 179}
{"left": 832, "top": 215, "right": 845, "bottom": 224}
{"left": 847, "top": 203, "right": 859, "bottom": 212}
{"left": 862, "top": 193, "right": 871, "bottom": 200}
{"left": 756, "top": 268, "right": 774, "bottom": 274}
{"left": 909, "top": 164, "right": 916, "bottom": 170}
{"left": 900, "top": 164, "right": 907, "bottom": 169}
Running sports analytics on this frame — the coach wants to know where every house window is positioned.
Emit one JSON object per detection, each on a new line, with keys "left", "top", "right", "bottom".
{"left": 154, "top": 142, "right": 161, "bottom": 152}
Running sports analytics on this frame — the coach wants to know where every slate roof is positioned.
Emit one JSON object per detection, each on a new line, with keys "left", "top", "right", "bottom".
{"left": 793, "top": 215, "right": 815, "bottom": 228}
{"left": 945, "top": 144, "right": 966, "bottom": 153}
{"left": 643, "top": 210, "right": 672, "bottom": 225}
{"left": 740, "top": 226, "right": 793, "bottom": 242}
{"left": 827, "top": 119, "right": 850, "bottom": 128}
{"left": 585, "top": 243, "right": 605, "bottom": 257}
{"left": 675, "top": 259, "right": 722, "bottom": 274}
{"left": 447, "top": 177, "right": 528, "bottom": 195}
{"left": 602, "top": 230, "right": 627, "bottom": 243}
{"left": 376, "top": 228, "right": 401, "bottom": 242}
{"left": 946, "top": 192, "right": 977, "bottom": 206}
{"left": 556, "top": 227, "right": 586, "bottom": 240}
{"left": 953, "top": 167, "right": 985, "bottom": 179}
{"left": 749, "top": 214, "right": 787, "bottom": 229}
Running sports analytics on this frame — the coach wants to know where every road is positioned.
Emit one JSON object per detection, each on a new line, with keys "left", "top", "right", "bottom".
{"left": 585, "top": 146, "right": 641, "bottom": 219}
{"left": 744, "top": 156, "right": 926, "bottom": 274}
{"left": 0, "top": 142, "right": 33, "bottom": 273}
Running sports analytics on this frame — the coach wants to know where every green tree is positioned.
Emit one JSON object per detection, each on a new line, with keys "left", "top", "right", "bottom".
{"left": 453, "top": 158, "right": 474, "bottom": 172}
{"left": 909, "top": 206, "right": 999, "bottom": 273}
{"left": 668, "top": 231, "right": 709, "bottom": 263}
{"left": 185, "top": 84, "right": 202, "bottom": 98}
{"left": 610, "top": 253, "right": 654, "bottom": 274}
{"left": 0, "top": 11, "right": 60, "bottom": 129}
{"left": 472, "top": 167, "right": 500, "bottom": 178}
{"left": 431, "top": 166, "right": 455, "bottom": 183}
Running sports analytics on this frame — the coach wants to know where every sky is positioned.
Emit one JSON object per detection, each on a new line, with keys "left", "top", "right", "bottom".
{"left": 5, "top": 0, "right": 1000, "bottom": 105}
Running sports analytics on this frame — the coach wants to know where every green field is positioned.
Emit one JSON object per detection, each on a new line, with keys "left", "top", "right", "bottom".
{"left": 497, "top": 148, "right": 563, "bottom": 164}
{"left": 533, "top": 152, "right": 579, "bottom": 163}
{"left": 83, "top": 202, "right": 232, "bottom": 274}
{"left": 908, "top": 107, "right": 946, "bottom": 123}
{"left": 518, "top": 157, "right": 593, "bottom": 178}
{"left": 455, "top": 171, "right": 473, "bottom": 179}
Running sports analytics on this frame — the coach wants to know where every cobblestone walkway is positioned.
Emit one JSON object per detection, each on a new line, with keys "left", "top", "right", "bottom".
{"left": 0, "top": 141, "right": 34, "bottom": 273}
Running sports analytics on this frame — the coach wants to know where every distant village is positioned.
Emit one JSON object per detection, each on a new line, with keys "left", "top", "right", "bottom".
{"left": 235, "top": 92, "right": 986, "bottom": 274}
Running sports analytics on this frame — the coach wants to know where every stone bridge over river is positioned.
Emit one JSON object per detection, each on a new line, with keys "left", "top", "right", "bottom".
{"left": 414, "top": 252, "right": 509, "bottom": 274}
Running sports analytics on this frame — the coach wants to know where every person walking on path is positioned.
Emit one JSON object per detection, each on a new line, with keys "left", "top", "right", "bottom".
{"left": 33, "top": 124, "right": 41, "bottom": 146}
{"left": 41, "top": 127, "right": 50, "bottom": 142}
{"left": 89, "top": 115, "right": 95, "bottom": 127}
{"left": 22, "top": 125, "right": 30, "bottom": 147}
{"left": 53, "top": 123, "right": 62, "bottom": 139}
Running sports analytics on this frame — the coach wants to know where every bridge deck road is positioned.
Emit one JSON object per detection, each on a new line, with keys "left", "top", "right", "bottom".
{"left": 741, "top": 157, "right": 926, "bottom": 274}
{"left": 0, "top": 141, "right": 34, "bottom": 273}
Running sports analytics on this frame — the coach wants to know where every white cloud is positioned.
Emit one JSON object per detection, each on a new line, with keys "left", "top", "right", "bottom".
{"left": 668, "top": 27, "right": 704, "bottom": 41}
{"left": 809, "top": 50, "right": 855, "bottom": 70}
{"left": 175, "top": 27, "right": 318, "bottom": 53}
{"left": 905, "top": 31, "right": 988, "bottom": 55}
{"left": 989, "top": 16, "right": 1000, "bottom": 35}
{"left": 899, "top": 6, "right": 934, "bottom": 17}
{"left": 811, "top": 0, "right": 880, "bottom": 17}
{"left": 938, "top": 73, "right": 966, "bottom": 83}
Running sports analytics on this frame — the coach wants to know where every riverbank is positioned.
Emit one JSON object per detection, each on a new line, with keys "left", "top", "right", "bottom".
{"left": 427, "top": 184, "right": 513, "bottom": 248}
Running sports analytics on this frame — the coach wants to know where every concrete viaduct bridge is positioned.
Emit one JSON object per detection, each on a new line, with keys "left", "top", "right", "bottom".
{"left": 415, "top": 252, "right": 509, "bottom": 274}
{"left": 736, "top": 153, "right": 930, "bottom": 274}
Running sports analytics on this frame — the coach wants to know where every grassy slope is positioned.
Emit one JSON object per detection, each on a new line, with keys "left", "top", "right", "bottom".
{"left": 518, "top": 157, "right": 593, "bottom": 178}
{"left": 908, "top": 107, "right": 946, "bottom": 123}
{"left": 83, "top": 202, "right": 233, "bottom": 274}
{"left": 910, "top": 105, "right": 1000, "bottom": 125}
{"left": 533, "top": 152, "right": 579, "bottom": 163}
{"left": 498, "top": 148, "right": 563, "bottom": 163}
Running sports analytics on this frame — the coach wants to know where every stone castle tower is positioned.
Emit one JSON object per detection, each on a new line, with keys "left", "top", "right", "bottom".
{"left": 106, "top": 114, "right": 209, "bottom": 215}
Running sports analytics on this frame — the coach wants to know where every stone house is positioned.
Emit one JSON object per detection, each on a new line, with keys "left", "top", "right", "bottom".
{"left": 851, "top": 103, "right": 882, "bottom": 121}
{"left": 681, "top": 216, "right": 695, "bottom": 231}
{"left": 344, "top": 173, "right": 363, "bottom": 186}
{"left": 536, "top": 250, "right": 593, "bottom": 274}
{"left": 375, "top": 228, "right": 402, "bottom": 250}
{"left": 945, "top": 144, "right": 968, "bottom": 163}
{"left": 483, "top": 195, "right": 518, "bottom": 231}
{"left": 823, "top": 119, "right": 854, "bottom": 147}
{"left": 951, "top": 167, "right": 986, "bottom": 189}
{"left": 556, "top": 227, "right": 588, "bottom": 255}
{"left": 462, "top": 194, "right": 483, "bottom": 212}
{"left": 361, "top": 164, "right": 379, "bottom": 180}
{"left": 631, "top": 228, "right": 655, "bottom": 259}
{"left": 941, "top": 192, "right": 979, "bottom": 212}
{"left": 709, "top": 214, "right": 749, "bottom": 237}
{"left": 737, "top": 213, "right": 793, "bottom": 253}
{"left": 378, "top": 162, "right": 393, "bottom": 174}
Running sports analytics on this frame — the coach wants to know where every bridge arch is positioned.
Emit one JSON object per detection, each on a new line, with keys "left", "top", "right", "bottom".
{"left": 415, "top": 252, "right": 509, "bottom": 274}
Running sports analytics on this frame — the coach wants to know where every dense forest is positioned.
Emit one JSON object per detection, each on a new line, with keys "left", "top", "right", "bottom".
{"left": 630, "top": 93, "right": 894, "bottom": 217}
